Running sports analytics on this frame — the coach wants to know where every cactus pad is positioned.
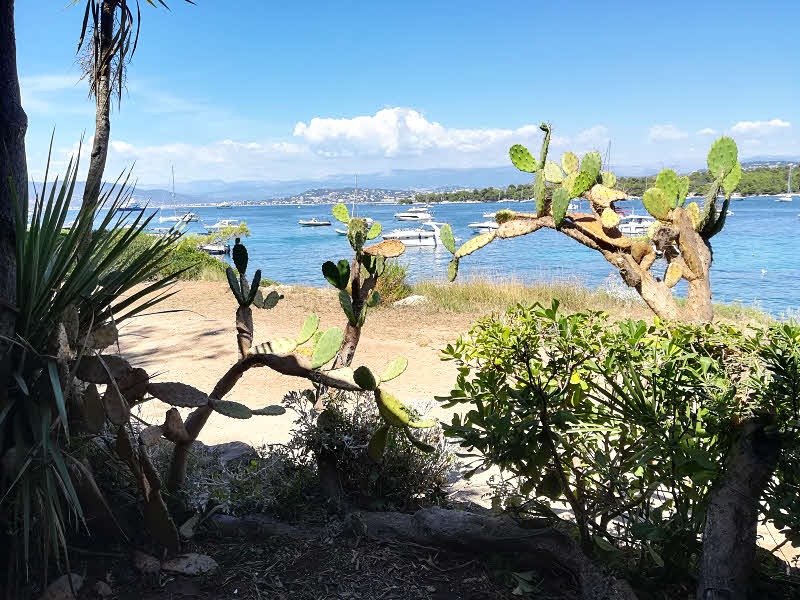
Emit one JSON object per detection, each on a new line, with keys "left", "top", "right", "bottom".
{"left": 347, "top": 218, "right": 368, "bottom": 252}
{"left": 440, "top": 224, "right": 456, "bottom": 254}
{"left": 252, "top": 405, "right": 287, "bottom": 416}
{"left": 354, "top": 366, "right": 378, "bottom": 391}
{"left": 643, "top": 188, "right": 670, "bottom": 220}
{"left": 722, "top": 162, "right": 742, "bottom": 197}
{"left": 247, "top": 270, "right": 262, "bottom": 305}
{"left": 561, "top": 152, "right": 579, "bottom": 174}
{"left": 147, "top": 382, "right": 210, "bottom": 408}
{"left": 497, "top": 218, "right": 542, "bottom": 239}
{"left": 455, "top": 231, "right": 496, "bottom": 258}
{"left": 447, "top": 257, "right": 459, "bottom": 282}
{"left": 707, "top": 137, "right": 738, "bottom": 179}
{"left": 646, "top": 220, "right": 661, "bottom": 239}
{"left": 664, "top": 262, "right": 682, "bottom": 288}
{"left": 551, "top": 187, "right": 570, "bottom": 227}
{"left": 363, "top": 239, "right": 405, "bottom": 258}
{"left": 494, "top": 209, "right": 516, "bottom": 224}
{"left": 232, "top": 239, "right": 248, "bottom": 275}
{"left": 311, "top": 327, "right": 343, "bottom": 369}
{"left": 367, "top": 424, "right": 390, "bottom": 460}
{"left": 253, "top": 289, "right": 282, "bottom": 310}
{"left": 601, "top": 208, "right": 620, "bottom": 229}
{"left": 580, "top": 151, "right": 602, "bottom": 182}
{"left": 367, "top": 290, "right": 380, "bottom": 308}
{"left": 403, "top": 426, "right": 436, "bottom": 453}
{"left": 544, "top": 160, "right": 564, "bottom": 183}
{"left": 570, "top": 172, "right": 596, "bottom": 198}
{"left": 339, "top": 289, "right": 357, "bottom": 326}
{"left": 367, "top": 222, "right": 382, "bottom": 240}
{"left": 509, "top": 144, "right": 540, "bottom": 173}
{"left": 374, "top": 389, "right": 432, "bottom": 428}
{"left": 332, "top": 203, "right": 350, "bottom": 224}
{"left": 685, "top": 202, "right": 700, "bottom": 228}
{"left": 297, "top": 313, "right": 320, "bottom": 345}
{"left": 534, "top": 170, "right": 546, "bottom": 215}
{"left": 655, "top": 169, "right": 680, "bottom": 207}
{"left": 601, "top": 171, "right": 617, "bottom": 188}
{"left": 587, "top": 184, "right": 627, "bottom": 207}
{"left": 381, "top": 356, "right": 408, "bottom": 382}
{"left": 214, "top": 400, "right": 252, "bottom": 419}
{"left": 677, "top": 176, "right": 690, "bottom": 206}
{"left": 322, "top": 259, "right": 350, "bottom": 290}
{"left": 225, "top": 267, "right": 244, "bottom": 304}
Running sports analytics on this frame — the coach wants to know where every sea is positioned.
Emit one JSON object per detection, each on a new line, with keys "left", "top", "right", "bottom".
{"left": 78, "top": 197, "right": 799, "bottom": 316}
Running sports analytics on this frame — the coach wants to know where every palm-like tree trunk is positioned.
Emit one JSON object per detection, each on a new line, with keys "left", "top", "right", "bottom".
{"left": 81, "top": 0, "right": 115, "bottom": 214}
{"left": 0, "top": 0, "right": 26, "bottom": 346}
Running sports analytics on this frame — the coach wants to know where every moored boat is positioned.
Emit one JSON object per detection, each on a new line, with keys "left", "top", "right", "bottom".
{"left": 299, "top": 218, "right": 331, "bottom": 227}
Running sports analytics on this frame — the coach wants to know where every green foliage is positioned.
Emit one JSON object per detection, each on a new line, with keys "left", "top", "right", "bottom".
{"left": 562, "top": 152, "right": 579, "bottom": 174}
{"left": 455, "top": 231, "right": 496, "bottom": 259}
{"left": 707, "top": 136, "right": 738, "bottom": 179}
{"left": 447, "top": 257, "right": 459, "bottom": 282}
{"left": 543, "top": 160, "right": 564, "bottom": 183}
{"left": 642, "top": 187, "right": 670, "bottom": 219}
{"left": 354, "top": 366, "right": 379, "bottom": 391}
{"left": 288, "top": 391, "right": 452, "bottom": 510}
{"left": 367, "top": 221, "right": 382, "bottom": 240}
{"left": 439, "top": 301, "right": 800, "bottom": 571}
{"left": 297, "top": 313, "right": 320, "bottom": 345}
{"left": 6, "top": 148, "right": 182, "bottom": 573}
{"left": 214, "top": 400, "right": 253, "bottom": 419}
{"left": 374, "top": 260, "right": 412, "bottom": 305}
{"left": 440, "top": 224, "right": 456, "bottom": 254}
{"left": 655, "top": 169, "right": 680, "bottom": 208}
{"left": 381, "top": 357, "right": 408, "bottom": 382}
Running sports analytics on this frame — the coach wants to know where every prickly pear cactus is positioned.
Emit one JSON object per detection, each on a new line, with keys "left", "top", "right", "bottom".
{"left": 643, "top": 187, "right": 670, "bottom": 220}
{"left": 509, "top": 144, "right": 540, "bottom": 173}
{"left": 232, "top": 238, "right": 248, "bottom": 274}
{"left": 561, "top": 152, "right": 579, "bottom": 175}
{"left": 551, "top": 188, "right": 570, "bottom": 227}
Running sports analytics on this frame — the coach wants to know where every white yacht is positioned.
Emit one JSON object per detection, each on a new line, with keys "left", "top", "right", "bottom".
{"left": 216, "top": 202, "right": 232, "bottom": 209}
{"left": 204, "top": 218, "right": 240, "bottom": 233}
{"left": 482, "top": 211, "right": 497, "bottom": 219}
{"left": 777, "top": 165, "right": 794, "bottom": 202}
{"left": 618, "top": 213, "right": 655, "bottom": 238}
{"left": 394, "top": 205, "right": 434, "bottom": 222}
{"left": 299, "top": 217, "right": 331, "bottom": 227}
{"left": 467, "top": 220, "right": 499, "bottom": 232}
{"left": 119, "top": 198, "right": 144, "bottom": 212}
{"left": 382, "top": 222, "right": 443, "bottom": 247}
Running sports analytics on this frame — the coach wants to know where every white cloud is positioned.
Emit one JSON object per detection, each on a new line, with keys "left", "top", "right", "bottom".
{"left": 730, "top": 119, "right": 790, "bottom": 137}
{"left": 648, "top": 124, "right": 689, "bottom": 142}
{"left": 697, "top": 128, "right": 717, "bottom": 135}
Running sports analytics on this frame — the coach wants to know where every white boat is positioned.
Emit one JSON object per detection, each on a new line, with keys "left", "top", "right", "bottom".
{"left": 482, "top": 211, "right": 497, "bottom": 218}
{"left": 204, "top": 219, "right": 240, "bottom": 233}
{"left": 618, "top": 212, "right": 655, "bottom": 238}
{"left": 200, "top": 243, "right": 230, "bottom": 255}
{"left": 299, "top": 218, "right": 331, "bottom": 227}
{"left": 467, "top": 220, "right": 499, "bottom": 231}
{"left": 335, "top": 228, "right": 348, "bottom": 235}
{"left": 394, "top": 205, "right": 434, "bottom": 222}
{"left": 216, "top": 202, "right": 232, "bottom": 209}
{"left": 178, "top": 212, "right": 200, "bottom": 222}
{"left": 568, "top": 201, "right": 582, "bottom": 212}
{"left": 382, "top": 222, "right": 443, "bottom": 247}
{"left": 777, "top": 165, "right": 794, "bottom": 202}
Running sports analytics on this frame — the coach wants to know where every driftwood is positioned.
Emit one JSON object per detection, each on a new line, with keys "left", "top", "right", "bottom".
{"left": 211, "top": 507, "right": 638, "bottom": 600}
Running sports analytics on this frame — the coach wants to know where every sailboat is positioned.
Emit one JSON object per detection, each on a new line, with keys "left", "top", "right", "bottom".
{"left": 159, "top": 167, "right": 185, "bottom": 223}
{"left": 336, "top": 174, "right": 373, "bottom": 233}
{"left": 777, "top": 165, "right": 794, "bottom": 202}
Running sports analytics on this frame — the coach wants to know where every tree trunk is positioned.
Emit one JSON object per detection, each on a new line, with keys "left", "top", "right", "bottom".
{"left": 697, "top": 419, "right": 780, "bottom": 600}
{"left": 81, "top": 0, "right": 115, "bottom": 214}
{"left": 0, "top": 0, "right": 25, "bottom": 348}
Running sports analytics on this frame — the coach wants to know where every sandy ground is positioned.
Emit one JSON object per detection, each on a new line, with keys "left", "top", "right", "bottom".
{"left": 120, "top": 281, "right": 475, "bottom": 448}
{"left": 119, "top": 281, "right": 798, "bottom": 564}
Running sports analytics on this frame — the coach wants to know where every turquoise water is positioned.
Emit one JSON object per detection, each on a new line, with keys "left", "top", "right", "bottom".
{"left": 86, "top": 198, "right": 800, "bottom": 315}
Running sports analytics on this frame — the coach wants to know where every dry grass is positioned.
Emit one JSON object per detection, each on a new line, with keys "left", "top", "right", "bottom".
{"left": 410, "top": 274, "right": 775, "bottom": 326}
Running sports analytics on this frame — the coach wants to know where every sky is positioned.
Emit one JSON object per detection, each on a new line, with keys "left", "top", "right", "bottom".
{"left": 14, "top": 1, "right": 800, "bottom": 187}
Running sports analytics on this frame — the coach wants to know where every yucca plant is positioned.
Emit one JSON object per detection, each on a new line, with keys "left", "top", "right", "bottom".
{"left": 1, "top": 143, "right": 184, "bottom": 586}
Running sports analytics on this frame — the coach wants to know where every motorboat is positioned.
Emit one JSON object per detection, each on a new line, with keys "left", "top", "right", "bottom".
{"left": 618, "top": 213, "right": 655, "bottom": 238}
{"left": 568, "top": 201, "right": 582, "bottom": 212}
{"left": 482, "top": 211, "right": 497, "bottom": 219}
{"left": 179, "top": 212, "right": 200, "bottom": 222}
{"left": 335, "top": 228, "right": 348, "bottom": 235}
{"left": 200, "top": 243, "right": 230, "bottom": 255}
{"left": 467, "top": 220, "right": 499, "bottom": 232}
{"left": 204, "top": 219, "right": 240, "bottom": 233}
{"left": 382, "top": 222, "right": 443, "bottom": 247}
{"left": 216, "top": 202, "right": 232, "bottom": 208}
{"left": 394, "top": 205, "right": 433, "bottom": 222}
{"left": 299, "top": 218, "right": 331, "bottom": 227}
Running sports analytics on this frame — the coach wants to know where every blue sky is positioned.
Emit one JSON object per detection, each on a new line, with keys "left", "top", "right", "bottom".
{"left": 15, "top": 1, "right": 800, "bottom": 186}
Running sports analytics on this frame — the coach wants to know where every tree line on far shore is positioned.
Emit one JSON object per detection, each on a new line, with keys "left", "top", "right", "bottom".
{"left": 410, "top": 163, "right": 798, "bottom": 203}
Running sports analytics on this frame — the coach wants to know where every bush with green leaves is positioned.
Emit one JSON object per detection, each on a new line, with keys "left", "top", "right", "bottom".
{"left": 285, "top": 390, "right": 453, "bottom": 511}
{"left": 439, "top": 302, "right": 800, "bottom": 595}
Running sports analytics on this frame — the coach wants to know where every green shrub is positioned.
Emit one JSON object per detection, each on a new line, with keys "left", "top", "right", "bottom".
{"left": 287, "top": 390, "right": 454, "bottom": 511}
{"left": 375, "top": 260, "right": 412, "bottom": 304}
{"left": 439, "top": 301, "right": 800, "bottom": 577}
